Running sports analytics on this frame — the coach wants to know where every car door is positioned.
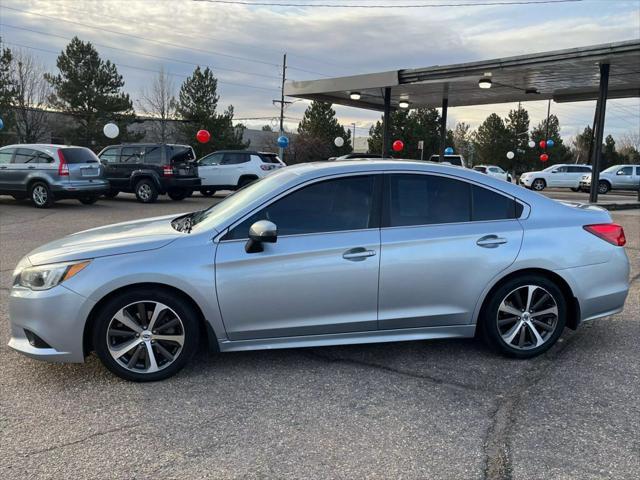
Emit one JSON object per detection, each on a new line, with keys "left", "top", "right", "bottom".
{"left": 614, "top": 166, "right": 634, "bottom": 189}
{"left": 378, "top": 173, "right": 524, "bottom": 329}
{"left": 197, "top": 152, "right": 224, "bottom": 186}
{"left": 98, "top": 147, "right": 123, "bottom": 187}
{"left": 6, "top": 148, "right": 39, "bottom": 191}
{"left": 547, "top": 165, "right": 568, "bottom": 187}
{"left": 215, "top": 174, "right": 381, "bottom": 340}
{"left": 0, "top": 147, "right": 16, "bottom": 191}
{"left": 219, "top": 152, "right": 250, "bottom": 186}
{"left": 120, "top": 146, "right": 145, "bottom": 186}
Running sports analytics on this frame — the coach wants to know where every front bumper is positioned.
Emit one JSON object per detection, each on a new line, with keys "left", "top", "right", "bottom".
{"left": 519, "top": 176, "right": 533, "bottom": 187}
{"left": 8, "top": 285, "right": 95, "bottom": 363}
{"left": 52, "top": 180, "right": 110, "bottom": 198}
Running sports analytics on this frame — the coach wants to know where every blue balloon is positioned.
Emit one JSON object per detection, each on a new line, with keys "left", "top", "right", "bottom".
{"left": 0, "top": 117, "right": 3, "bottom": 130}
{"left": 444, "top": 146, "right": 454, "bottom": 155}
{"left": 277, "top": 135, "right": 289, "bottom": 148}
{"left": 546, "top": 139, "right": 555, "bottom": 148}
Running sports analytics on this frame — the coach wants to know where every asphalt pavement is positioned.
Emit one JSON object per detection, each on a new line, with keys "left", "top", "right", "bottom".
{"left": 0, "top": 192, "right": 638, "bottom": 480}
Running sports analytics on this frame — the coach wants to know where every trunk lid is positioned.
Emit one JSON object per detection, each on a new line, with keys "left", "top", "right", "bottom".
{"left": 168, "top": 145, "right": 198, "bottom": 177}
{"left": 59, "top": 147, "right": 103, "bottom": 180}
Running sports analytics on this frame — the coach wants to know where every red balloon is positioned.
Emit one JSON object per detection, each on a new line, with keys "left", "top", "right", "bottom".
{"left": 196, "top": 129, "right": 211, "bottom": 143}
{"left": 540, "top": 153, "right": 549, "bottom": 162}
{"left": 392, "top": 140, "right": 404, "bottom": 152}
{"left": 539, "top": 140, "right": 547, "bottom": 149}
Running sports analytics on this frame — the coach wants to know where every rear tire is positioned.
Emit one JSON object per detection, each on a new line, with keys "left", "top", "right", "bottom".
{"left": 104, "top": 190, "right": 120, "bottom": 199}
{"left": 200, "top": 188, "right": 216, "bottom": 197}
{"left": 30, "top": 181, "right": 54, "bottom": 208}
{"left": 168, "top": 189, "right": 188, "bottom": 201}
{"left": 78, "top": 196, "right": 99, "bottom": 205}
{"left": 598, "top": 181, "right": 610, "bottom": 194}
{"left": 480, "top": 275, "right": 566, "bottom": 359}
{"left": 134, "top": 179, "right": 158, "bottom": 203}
{"left": 92, "top": 288, "right": 200, "bottom": 382}
{"left": 531, "top": 178, "right": 546, "bottom": 191}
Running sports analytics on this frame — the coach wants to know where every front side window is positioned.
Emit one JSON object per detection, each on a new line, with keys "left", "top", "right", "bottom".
{"left": 13, "top": 148, "right": 38, "bottom": 164}
{"left": 225, "top": 175, "right": 377, "bottom": 239}
{"left": 199, "top": 153, "right": 223, "bottom": 166}
{"left": 553, "top": 166, "right": 567, "bottom": 173}
{"left": 0, "top": 148, "right": 16, "bottom": 164}
{"left": 121, "top": 147, "right": 144, "bottom": 163}
{"left": 99, "top": 147, "right": 120, "bottom": 163}
{"left": 222, "top": 153, "right": 249, "bottom": 165}
{"left": 618, "top": 166, "right": 633, "bottom": 175}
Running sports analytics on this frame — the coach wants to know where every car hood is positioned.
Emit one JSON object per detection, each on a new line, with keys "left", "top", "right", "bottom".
{"left": 27, "top": 214, "right": 184, "bottom": 266}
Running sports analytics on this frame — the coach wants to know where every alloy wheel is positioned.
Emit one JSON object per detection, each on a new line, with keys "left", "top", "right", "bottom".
{"left": 32, "top": 185, "right": 48, "bottom": 206}
{"left": 138, "top": 184, "right": 152, "bottom": 201}
{"left": 106, "top": 301, "right": 185, "bottom": 374}
{"left": 532, "top": 180, "right": 545, "bottom": 191}
{"left": 496, "top": 285, "right": 559, "bottom": 350}
{"left": 598, "top": 182, "right": 609, "bottom": 194}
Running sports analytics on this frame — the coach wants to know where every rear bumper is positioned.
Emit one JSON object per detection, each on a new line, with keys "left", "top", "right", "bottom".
{"left": 51, "top": 180, "right": 110, "bottom": 197}
{"left": 164, "top": 177, "right": 201, "bottom": 190}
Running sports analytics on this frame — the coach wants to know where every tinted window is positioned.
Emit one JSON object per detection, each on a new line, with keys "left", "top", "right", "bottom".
{"left": 618, "top": 166, "right": 633, "bottom": 175}
{"left": 636, "top": 167, "right": 640, "bottom": 176}
{"left": 0, "top": 148, "right": 15, "bottom": 164}
{"left": 260, "top": 153, "right": 282, "bottom": 164}
{"left": 36, "top": 151, "right": 54, "bottom": 163}
{"left": 222, "top": 153, "right": 249, "bottom": 165}
{"left": 170, "top": 146, "right": 195, "bottom": 163}
{"left": 567, "top": 166, "right": 589, "bottom": 173}
{"left": 473, "top": 166, "right": 487, "bottom": 173}
{"left": 13, "top": 148, "right": 38, "bottom": 164}
{"left": 472, "top": 185, "right": 518, "bottom": 221}
{"left": 199, "top": 153, "right": 223, "bottom": 166}
{"left": 60, "top": 147, "right": 99, "bottom": 164}
{"left": 553, "top": 166, "right": 567, "bottom": 173}
{"left": 387, "top": 174, "right": 471, "bottom": 227}
{"left": 121, "top": 146, "right": 144, "bottom": 163}
{"left": 226, "top": 175, "right": 376, "bottom": 239}
{"left": 144, "top": 146, "right": 163, "bottom": 164}
{"left": 579, "top": 166, "right": 591, "bottom": 172}
{"left": 99, "top": 147, "right": 120, "bottom": 163}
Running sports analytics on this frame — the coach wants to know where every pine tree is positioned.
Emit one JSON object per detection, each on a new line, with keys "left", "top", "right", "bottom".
{"left": 529, "top": 114, "right": 571, "bottom": 167}
{"left": 472, "top": 113, "right": 511, "bottom": 168}
{"left": 295, "top": 101, "right": 351, "bottom": 163}
{"left": 0, "top": 39, "right": 16, "bottom": 146}
{"left": 452, "top": 122, "right": 472, "bottom": 162}
{"left": 572, "top": 125, "right": 593, "bottom": 164}
{"left": 505, "top": 105, "right": 530, "bottom": 172}
{"left": 176, "top": 66, "right": 247, "bottom": 157}
{"left": 602, "top": 134, "right": 619, "bottom": 171}
{"left": 45, "top": 37, "right": 138, "bottom": 149}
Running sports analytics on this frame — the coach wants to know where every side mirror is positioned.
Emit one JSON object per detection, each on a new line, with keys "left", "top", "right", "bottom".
{"left": 245, "top": 220, "right": 277, "bottom": 253}
{"left": 616, "top": 170, "right": 625, "bottom": 176}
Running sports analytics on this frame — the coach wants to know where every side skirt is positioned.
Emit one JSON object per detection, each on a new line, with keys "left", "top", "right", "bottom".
{"left": 218, "top": 325, "right": 477, "bottom": 353}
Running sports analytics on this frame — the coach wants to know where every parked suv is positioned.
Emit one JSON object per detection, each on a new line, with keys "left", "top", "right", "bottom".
{"left": 196, "top": 150, "right": 285, "bottom": 196}
{"left": 519, "top": 164, "right": 592, "bottom": 191}
{"left": 0, "top": 144, "right": 109, "bottom": 208}
{"left": 97, "top": 144, "right": 201, "bottom": 203}
{"left": 472, "top": 165, "right": 512, "bottom": 182}
{"left": 429, "top": 154, "right": 466, "bottom": 167}
{"left": 579, "top": 164, "right": 640, "bottom": 194}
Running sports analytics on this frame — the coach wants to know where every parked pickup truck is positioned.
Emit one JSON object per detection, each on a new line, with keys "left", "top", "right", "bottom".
{"left": 579, "top": 164, "right": 640, "bottom": 194}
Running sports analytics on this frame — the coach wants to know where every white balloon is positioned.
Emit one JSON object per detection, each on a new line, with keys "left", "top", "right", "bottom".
{"left": 528, "top": 140, "right": 535, "bottom": 148}
{"left": 334, "top": 136, "right": 344, "bottom": 147}
{"left": 506, "top": 151, "right": 515, "bottom": 159}
{"left": 103, "top": 123, "right": 120, "bottom": 139}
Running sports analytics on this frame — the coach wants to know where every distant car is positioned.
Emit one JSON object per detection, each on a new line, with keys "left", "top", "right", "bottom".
{"left": 0, "top": 144, "right": 109, "bottom": 208}
{"left": 579, "top": 164, "right": 640, "bottom": 194}
{"left": 196, "top": 150, "right": 286, "bottom": 197}
{"left": 97, "top": 143, "right": 200, "bottom": 203}
{"left": 328, "top": 153, "right": 383, "bottom": 161}
{"left": 429, "top": 154, "right": 466, "bottom": 168}
{"left": 519, "top": 164, "right": 592, "bottom": 191}
{"left": 473, "top": 165, "right": 512, "bottom": 182}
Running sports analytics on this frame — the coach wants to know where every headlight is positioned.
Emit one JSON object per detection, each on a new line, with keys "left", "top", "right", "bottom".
{"left": 14, "top": 260, "right": 91, "bottom": 291}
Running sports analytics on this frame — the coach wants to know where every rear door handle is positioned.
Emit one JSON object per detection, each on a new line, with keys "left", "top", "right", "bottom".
{"left": 476, "top": 235, "right": 508, "bottom": 248}
{"left": 28, "top": 166, "right": 36, "bottom": 169}
{"left": 343, "top": 247, "right": 376, "bottom": 261}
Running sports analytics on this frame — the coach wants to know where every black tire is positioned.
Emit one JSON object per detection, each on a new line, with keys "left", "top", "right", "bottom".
{"left": 598, "top": 181, "right": 610, "bottom": 194}
{"left": 30, "top": 181, "right": 55, "bottom": 208}
{"left": 92, "top": 288, "right": 200, "bottom": 382}
{"left": 134, "top": 179, "right": 158, "bottom": 203}
{"left": 237, "top": 176, "right": 257, "bottom": 188}
{"left": 78, "top": 196, "right": 99, "bottom": 205}
{"left": 480, "top": 274, "right": 567, "bottom": 359}
{"left": 168, "top": 189, "right": 188, "bottom": 201}
{"left": 531, "top": 178, "right": 546, "bottom": 191}
{"left": 200, "top": 188, "right": 216, "bottom": 197}
{"left": 104, "top": 190, "right": 120, "bottom": 199}
{"left": 570, "top": 187, "right": 580, "bottom": 192}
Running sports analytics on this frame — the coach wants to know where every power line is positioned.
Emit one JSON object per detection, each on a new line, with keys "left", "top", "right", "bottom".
{"left": 195, "top": 0, "right": 583, "bottom": 8}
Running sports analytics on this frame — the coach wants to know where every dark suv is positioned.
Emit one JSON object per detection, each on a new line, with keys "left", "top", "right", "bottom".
{"left": 97, "top": 144, "right": 201, "bottom": 203}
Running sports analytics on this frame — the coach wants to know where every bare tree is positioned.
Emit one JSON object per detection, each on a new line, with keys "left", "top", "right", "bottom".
{"left": 11, "top": 50, "right": 51, "bottom": 143}
{"left": 137, "top": 66, "right": 177, "bottom": 142}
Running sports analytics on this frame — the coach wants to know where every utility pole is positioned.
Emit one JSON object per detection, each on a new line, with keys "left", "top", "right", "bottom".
{"left": 273, "top": 53, "right": 292, "bottom": 160}
{"left": 351, "top": 122, "right": 356, "bottom": 151}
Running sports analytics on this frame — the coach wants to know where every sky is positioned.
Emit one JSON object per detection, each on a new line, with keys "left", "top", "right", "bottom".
{"left": 1, "top": 0, "right": 639, "bottom": 146}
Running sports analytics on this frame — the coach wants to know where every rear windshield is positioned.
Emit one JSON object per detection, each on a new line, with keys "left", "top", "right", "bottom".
{"left": 473, "top": 166, "right": 487, "bottom": 173}
{"left": 60, "top": 148, "right": 99, "bottom": 163}
{"left": 261, "top": 154, "right": 282, "bottom": 164}
{"left": 430, "top": 155, "right": 463, "bottom": 166}
{"left": 170, "top": 146, "right": 196, "bottom": 163}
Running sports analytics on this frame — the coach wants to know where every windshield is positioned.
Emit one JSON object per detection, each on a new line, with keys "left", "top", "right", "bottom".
{"left": 543, "top": 165, "right": 558, "bottom": 172}
{"left": 601, "top": 166, "right": 618, "bottom": 174}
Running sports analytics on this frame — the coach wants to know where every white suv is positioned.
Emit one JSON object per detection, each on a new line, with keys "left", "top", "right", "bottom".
{"left": 196, "top": 150, "right": 286, "bottom": 196}
{"left": 519, "top": 164, "right": 592, "bottom": 191}
{"left": 472, "top": 165, "right": 512, "bottom": 182}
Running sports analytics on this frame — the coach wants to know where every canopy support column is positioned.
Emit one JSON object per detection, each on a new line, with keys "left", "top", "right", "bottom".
{"left": 382, "top": 87, "right": 391, "bottom": 158}
{"left": 589, "top": 63, "right": 610, "bottom": 204}
{"left": 439, "top": 97, "right": 449, "bottom": 162}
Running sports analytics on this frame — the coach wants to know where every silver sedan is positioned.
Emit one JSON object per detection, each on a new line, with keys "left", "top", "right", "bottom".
{"left": 9, "top": 160, "right": 630, "bottom": 381}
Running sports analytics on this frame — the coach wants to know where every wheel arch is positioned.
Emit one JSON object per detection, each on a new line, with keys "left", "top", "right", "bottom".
{"left": 238, "top": 174, "right": 259, "bottom": 186}
{"left": 477, "top": 268, "right": 580, "bottom": 331}
{"left": 83, "top": 282, "right": 218, "bottom": 357}
{"left": 130, "top": 171, "right": 163, "bottom": 191}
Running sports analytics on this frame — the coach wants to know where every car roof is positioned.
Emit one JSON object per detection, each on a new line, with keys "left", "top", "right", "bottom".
{"left": 103, "top": 143, "right": 191, "bottom": 148}
{"left": 0, "top": 144, "right": 88, "bottom": 155}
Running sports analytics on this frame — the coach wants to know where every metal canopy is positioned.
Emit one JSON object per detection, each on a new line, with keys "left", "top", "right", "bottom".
{"left": 284, "top": 40, "right": 640, "bottom": 111}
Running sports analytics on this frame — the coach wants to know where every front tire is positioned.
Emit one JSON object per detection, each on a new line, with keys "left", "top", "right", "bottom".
{"left": 30, "top": 181, "right": 54, "bottom": 208}
{"left": 570, "top": 187, "right": 580, "bottom": 192}
{"left": 200, "top": 188, "right": 216, "bottom": 197}
{"left": 598, "top": 181, "right": 610, "bottom": 194}
{"left": 92, "top": 288, "right": 200, "bottom": 382}
{"left": 480, "top": 275, "right": 566, "bottom": 358}
{"left": 531, "top": 178, "right": 546, "bottom": 191}
{"left": 134, "top": 179, "right": 158, "bottom": 203}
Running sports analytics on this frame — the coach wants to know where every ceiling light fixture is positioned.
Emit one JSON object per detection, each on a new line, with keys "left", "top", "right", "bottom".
{"left": 349, "top": 92, "right": 361, "bottom": 100}
{"left": 478, "top": 77, "right": 492, "bottom": 89}
{"left": 398, "top": 101, "right": 410, "bottom": 109}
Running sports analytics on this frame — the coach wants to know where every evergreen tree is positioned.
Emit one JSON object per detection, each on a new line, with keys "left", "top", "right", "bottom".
{"left": 472, "top": 113, "right": 511, "bottom": 168}
{"left": 45, "top": 37, "right": 138, "bottom": 149}
{"left": 0, "top": 40, "right": 16, "bottom": 146}
{"left": 176, "top": 66, "right": 247, "bottom": 157}
{"left": 572, "top": 125, "right": 593, "bottom": 164}
{"left": 505, "top": 105, "right": 530, "bottom": 172}
{"left": 295, "top": 101, "right": 351, "bottom": 163}
{"left": 529, "top": 114, "right": 571, "bottom": 167}
{"left": 452, "top": 122, "right": 473, "bottom": 163}
{"left": 602, "top": 134, "right": 619, "bottom": 171}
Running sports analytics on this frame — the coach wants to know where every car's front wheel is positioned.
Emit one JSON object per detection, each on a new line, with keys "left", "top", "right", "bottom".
{"left": 531, "top": 179, "right": 546, "bottom": 191}
{"left": 93, "top": 289, "right": 200, "bottom": 382}
{"left": 200, "top": 188, "right": 216, "bottom": 197}
{"left": 598, "top": 181, "right": 610, "bottom": 194}
{"left": 480, "top": 275, "right": 566, "bottom": 358}
{"left": 570, "top": 187, "right": 580, "bottom": 192}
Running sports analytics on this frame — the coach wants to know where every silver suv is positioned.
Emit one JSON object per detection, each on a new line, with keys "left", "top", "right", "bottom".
{"left": 0, "top": 144, "right": 109, "bottom": 208}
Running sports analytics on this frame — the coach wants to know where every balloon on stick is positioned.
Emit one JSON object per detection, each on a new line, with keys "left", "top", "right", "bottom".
{"left": 506, "top": 151, "right": 515, "bottom": 160}
{"left": 540, "top": 153, "right": 549, "bottom": 162}
{"left": 444, "top": 146, "right": 454, "bottom": 155}
{"left": 277, "top": 135, "right": 289, "bottom": 148}
{"left": 0, "top": 117, "right": 4, "bottom": 130}
{"left": 528, "top": 140, "right": 536, "bottom": 148}
{"left": 334, "top": 136, "right": 344, "bottom": 147}
{"left": 546, "top": 139, "right": 555, "bottom": 148}
{"left": 392, "top": 140, "right": 404, "bottom": 152}
{"left": 103, "top": 123, "right": 119, "bottom": 139}
{"left": 196, "top": 129, "right": 211, "bottom": 143}
{"left": 539, "top": 140, "right": 547, "bottom": 149}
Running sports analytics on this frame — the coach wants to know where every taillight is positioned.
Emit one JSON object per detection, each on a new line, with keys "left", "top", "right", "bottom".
{"left": 163, "top": 166, "right": 174, "bottom": 176}
{"left": 57, "top": 150, "right": 69, "bottom": 176}
{"left": 584, "top": 224, "right": 626, "bottom": 246}
{"left": 260, "top": 164, "right": 275, "bottom": 171}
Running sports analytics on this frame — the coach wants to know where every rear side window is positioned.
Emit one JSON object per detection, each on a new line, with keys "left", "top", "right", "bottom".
{"left": 170, "top": 146, "right": 195, "bottom": 162}
{"left": 222, "top": 153, "right": 249, "bottom": 165}
{"left": 13, "top": 148, "right": 38, "bottom": 164}
{"left": 121, "top": 146, "right": 144, "bottom": 163}
{"left": 0, "top": 148, "right": 15, "bottom": 164}
{"left": 61, "top": 147, "right": 99, "bottom": 164}
{"left": 260, "top": 154, "right": 282, "bottom": 164}
{"left": 636, "top": 167, "right": 640, "bottom": 175}
{"left": 36, "top": 151, "right": 54, "bottom": 163}
{"left": 472, "top": 185, "right": 519, "bottom": 221}
{"left": 99, "top": 147, "right": 120, "bottom": 163}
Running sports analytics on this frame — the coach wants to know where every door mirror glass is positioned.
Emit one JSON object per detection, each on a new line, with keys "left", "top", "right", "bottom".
{"left": 246, "top": 220, "right": 277, "bottom": 253}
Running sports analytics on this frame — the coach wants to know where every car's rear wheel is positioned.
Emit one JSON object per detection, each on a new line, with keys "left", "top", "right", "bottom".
{"left": 531, "top": 179, "right": 546, "bottom": 191}
{"left": 570, "top": 187, "right": 580, "bottom": 192}
{"left": 93, "top": 289, "right": 200, "bottom": 382}
{"left": 168, "top": 189, "right": 189, "bottom": 201}
{"left": 134, "top": 179, "right": 158, "bottom": 203}
{"left": 78, "top": 196, "right": 99, "bottom": 205}
{"left": 598, "top": 181, "right": 610, "bottom": 194}
{"left": 200, "top": 188, "right": 216, "bottom": 197}
{"left": 30, "top": 181, "right": 54, "bottom": 208}
{"left": 481, "top": 275, "right": 566, "bottom": 358}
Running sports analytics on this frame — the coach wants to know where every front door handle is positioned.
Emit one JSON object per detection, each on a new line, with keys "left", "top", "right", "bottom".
{"left": 476, "top": 235, "right": 508, "bottom": 248}
{"left": 343, "top": 247, "right": 376, "bottom": 261}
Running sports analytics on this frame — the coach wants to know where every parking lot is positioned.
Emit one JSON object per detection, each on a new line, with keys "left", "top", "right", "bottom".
{"left": 0, "top": 192, "right": 638, "bottom": 480}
